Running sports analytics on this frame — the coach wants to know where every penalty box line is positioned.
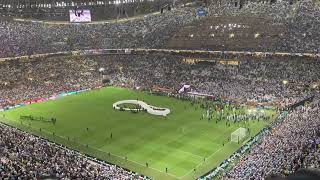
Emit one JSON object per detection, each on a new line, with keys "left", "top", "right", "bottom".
{"left": 110, "top": 152, "right": 181, "bottom": 179}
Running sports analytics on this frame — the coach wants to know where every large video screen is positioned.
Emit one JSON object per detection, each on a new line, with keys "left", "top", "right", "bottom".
{"left": 69, "top": 9, "right": 91, "bottom": 23}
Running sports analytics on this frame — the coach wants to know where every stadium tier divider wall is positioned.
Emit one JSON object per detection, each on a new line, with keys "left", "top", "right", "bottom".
{"left": 0, "top": 48, "right": 319, "bottom": 63}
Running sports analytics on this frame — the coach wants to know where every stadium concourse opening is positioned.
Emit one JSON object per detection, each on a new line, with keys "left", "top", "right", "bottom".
{"left": 113, "top": 100, "right": 171, "bottom": 116}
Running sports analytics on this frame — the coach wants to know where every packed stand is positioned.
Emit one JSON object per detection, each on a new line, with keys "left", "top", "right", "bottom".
{"left": 1, "top": 54, "right": 319, "bottom": 109}
{"left": 0, "top": 123, "right": 147, "bottom": 179}
{"left": 0, "top": 1, "right": 319, "bottom": 58}
{"left": 0, "top": 54, "right": 319, "bottom": 179}
{"left": 96, "top": 54, "right": 319, "bottom": 105}
{"left": 278, "top": 0, "right": 320, "bottom": 53}
{"left": 0, "top": 1, "right": 319, "bottom": 179}
{"left": 222, "top": 100, "right": 320, "bottom": 179}
{"left": 207, "top": 0, "right": 320, "bottom": 53}
{"left": 209, "top": 0, "right": 292, "bottom": 21}
{"left": 0, "top": 7, "right": 196, "bottom": 58}
{"left": 0, "top": 57, "right": 101, "bottom": 108}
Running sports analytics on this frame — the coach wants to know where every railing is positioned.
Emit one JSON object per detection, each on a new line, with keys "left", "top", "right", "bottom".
{"left": 0, "top": 48, "right": 319, "bottom": 62}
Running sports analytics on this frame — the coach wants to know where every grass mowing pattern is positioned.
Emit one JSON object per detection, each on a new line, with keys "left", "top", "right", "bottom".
{"left": 0, "top": 87, "right": 275, "bottom": 180}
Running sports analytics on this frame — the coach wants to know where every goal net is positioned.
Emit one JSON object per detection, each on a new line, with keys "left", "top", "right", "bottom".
{"left": 231, "top": 127, "right": 247, "bottom": 142}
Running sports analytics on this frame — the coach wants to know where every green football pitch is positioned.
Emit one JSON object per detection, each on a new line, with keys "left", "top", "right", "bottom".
{"left": 0, "top": 87, "right": 275, "bottom": 180}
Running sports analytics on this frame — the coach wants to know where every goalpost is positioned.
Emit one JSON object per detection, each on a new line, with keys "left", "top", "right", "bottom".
{"left": 231, "top": 127, "right": 247, "bottom": 143}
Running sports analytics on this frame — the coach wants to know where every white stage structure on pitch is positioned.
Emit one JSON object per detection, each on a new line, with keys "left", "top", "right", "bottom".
{"left": 113, "top": 100, "right": 170, "bottom": 116}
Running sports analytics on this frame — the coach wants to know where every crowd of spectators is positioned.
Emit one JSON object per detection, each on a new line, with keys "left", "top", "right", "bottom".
{"left": 95, "top": 54, "right": 319, "bottom": 105}
{"left": 209, "top": 0, "right": 292, "bottom": 21}
{"left": 0, "top": 123, "right": 147, "bottom": 179}
{"left": 1, "top": 53, "right": 319, "bottom": 109}
{"left": 0, "top": 0, "right": 319, "bottom": 179}
{"left": 207, "top": 0, "right": 320, "bottom": 53}
{"left": 278, "top": 0, "right": 320, "bottom": 53}
{"left": 0, "top": 7, "right": 196, "bottom": 58}
{"left": 222, "top": 101, "right": 320, "bottom": 179}
{"left": 0, "top": 1, "right": 319, "bottom": 58}
{"left": 0, "top": 56, "right": 101, "bottom": 108}
{"left": 1, "top": 53, "right": 318, "bottom": 179}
